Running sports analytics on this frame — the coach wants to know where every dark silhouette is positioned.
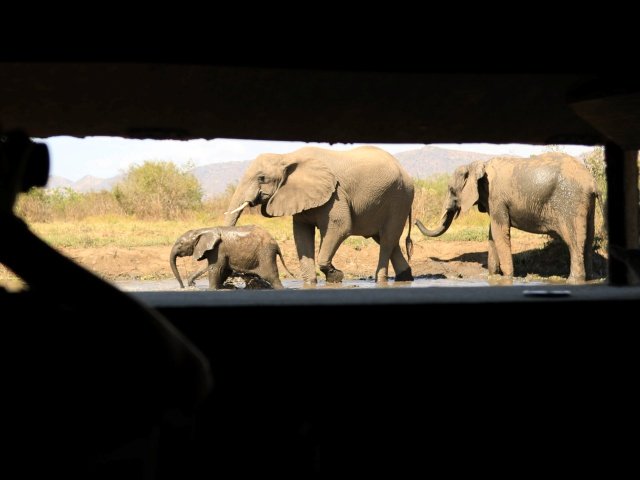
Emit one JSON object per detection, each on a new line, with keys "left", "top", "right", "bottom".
{"left": 0, "top": 129, "right": 213, "bottom": 478}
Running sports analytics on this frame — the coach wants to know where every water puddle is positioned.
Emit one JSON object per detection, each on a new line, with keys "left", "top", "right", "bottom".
{"left": 114, "top": 276, "right": 549, "bottom": 292}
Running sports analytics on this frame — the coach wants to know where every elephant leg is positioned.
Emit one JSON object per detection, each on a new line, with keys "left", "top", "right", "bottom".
{"left": 560, "top": 222, "right": 586, "bottom": 284}
{"left": 374, "top": 244, "right": 393, "bottom": 283}
{"left": 371, "top": 230, "right": 402, "bottom": 283}
{"left": 266, "top": 275, "right": 284, "bottom": 289}
{"left": 207, "top": 264, "right": 226, "bottom": 290}
{"left": 317, "top": 229, "right": 349, "bottom": 283}
{"left": 187, "top": 264, "right": 209, "bottom": 287}
{"left": 584, "top": 203, "right": 596, "bottom": 280}
{"left": 256, "top": 262, "right": 284, "bottom": 289}
{"left": 487, "top": 225, "right": 500, "bottom": 275}
{"left": 293, "top": 220, "right": 317, "bottom": 284}
{"left": 373, "top": 236, "right": 412, "bottom": 281}
{"left": 490, "top": 217, "right": 513, "bottom": 277}
{"left": 391, "top": 245, "right": 413, "bottom": 281}
{"left": 372, "top": 222, "right": 410, "bottom": 282}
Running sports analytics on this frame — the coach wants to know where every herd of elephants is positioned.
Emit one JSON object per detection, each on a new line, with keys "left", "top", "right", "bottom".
{"left": 170, "top": 146, "right": 601, "bottom": 288}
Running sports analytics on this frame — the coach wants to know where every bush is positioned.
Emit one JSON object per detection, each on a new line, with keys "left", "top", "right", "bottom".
{"left": 202, "top": 182, "right": 263, "bottom": 221}
{"left": 413, "top": 174, "right": 450, "bottom": 223}
{"left": 113, "top": 161, "right": 203, "bottom": 219}
{"left": 584, "top": 146, "right": 606, "bottom": 198}
{"left": 15, "top": 187, "right": 52, "bottom": 222}
{"left": 582, "top": 147, "right": 609, "bottom": 244}
{"left": 202, "top": 182, "right": 237, "bottom": 218}
{"left": 16, "top": 187, "right": 124, "bottom": 222}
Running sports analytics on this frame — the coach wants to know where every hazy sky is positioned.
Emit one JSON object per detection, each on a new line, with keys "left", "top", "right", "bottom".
{"left": 38, "top": 136, "right": 596, "bottom": 181}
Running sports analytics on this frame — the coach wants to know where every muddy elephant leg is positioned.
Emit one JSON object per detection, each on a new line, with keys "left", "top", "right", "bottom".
{"left": 293, "top": 220, "right": 318, "bottom": 284}
{"left": 207, "top": 264, "right": 227, "bottom": 289}
{"left": 266, "top": 275, "right": 284, "bottom": 289}
{"left": 487, "top": 225, "right": 500, "bottom": 275}
{"left": 317, "top": 229, "right": 349, "bottom": 283}
{"left": 490, "top": 217, "right": 513, "bottom": 277}
{"left": 372, "top": 235, "right": 412, "bottom": 282}
{"left": 187, "top": 264, "right": 209, "bottom": 287}
{"left": 584, "top": 203, "right": 596, "bottom": 280}
{"left": 390, "top": 245, "right": 413, "bottom": 281}
{"left": 256, "top": 261, "right": 284, "bottom": 289}
{"left": 560, "top": 222, "right": 586, "bottom": 284}
{"left": 373, "top": 245, "right": 392, "bottom": 282}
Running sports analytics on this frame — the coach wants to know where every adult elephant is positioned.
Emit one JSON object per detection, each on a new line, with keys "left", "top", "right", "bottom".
{"left": 415, "top": 153, "right": 600, "bottom": 283}
{"left": 225, "top": 146, "right": 414, "bottom": 284}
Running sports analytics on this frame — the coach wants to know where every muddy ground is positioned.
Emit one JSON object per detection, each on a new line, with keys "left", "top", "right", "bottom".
{"left": 1, "top": 234, "right": 608, "bottom": 289}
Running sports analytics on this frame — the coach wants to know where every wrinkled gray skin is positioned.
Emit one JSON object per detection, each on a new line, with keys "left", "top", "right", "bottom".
{"left": 225, "top": 146, "right": 414, "bottom": 284}
{"left": 170, "top": 225, "right": 292, "bottom": 289}
{"left": 415, "top": 153, "right": 599, "bottom": 283}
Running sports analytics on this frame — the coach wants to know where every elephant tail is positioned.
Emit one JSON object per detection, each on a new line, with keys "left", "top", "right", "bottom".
{"left": 405, "top": 209, "right": 413, "bottom": 262}
{"left": 277, "top": 246, "right": 295, "bottom": 278}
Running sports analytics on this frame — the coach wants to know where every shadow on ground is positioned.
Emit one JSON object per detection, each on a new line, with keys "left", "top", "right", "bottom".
{"left": 445, "top": 238, "right": 608, "bottom": 279}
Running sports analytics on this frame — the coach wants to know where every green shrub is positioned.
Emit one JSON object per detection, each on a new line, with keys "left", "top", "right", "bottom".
{"left": 113, "top": 161, "right": 202, "bottom": 219}
{"left": 413, "top": 174, "right": 450, "bottom": 223}
{"left": 16, "top": 187, "right": 123, "bottom": 222}
{"left": 584, "top": 146, "right": 606, "bottom": 199}
{"left": 202, "top": 182, "right": 237, "bottom": 219}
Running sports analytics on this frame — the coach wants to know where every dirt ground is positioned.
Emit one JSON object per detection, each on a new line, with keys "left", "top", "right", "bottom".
{"left": 1, "top": 233, "right": 608, "bottom": 290}
{"left": 63, "top": 238, "right": 545, "bottom": 281}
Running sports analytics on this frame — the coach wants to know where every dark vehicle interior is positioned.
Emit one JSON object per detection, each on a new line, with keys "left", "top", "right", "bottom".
{"left": 1, "top": 64, "right": 638, "bottom": 478}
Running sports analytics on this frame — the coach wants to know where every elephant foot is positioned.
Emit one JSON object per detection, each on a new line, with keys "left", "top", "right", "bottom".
{"left": 321, "top": 265, "right": 344, "bottom": 283}
{"left": 487, "top": 274, "right": 513, "bottom": 286}
{"left": 567, "top": 275, "right": 585, "bottom": 285}
{"left": 487, "top": 263, "right": 502, "bottom": 275}
{"left": 395, "top": 267, "right": 414, "bottom": 282}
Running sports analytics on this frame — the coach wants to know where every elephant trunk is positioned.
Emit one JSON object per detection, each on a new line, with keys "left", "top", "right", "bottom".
{"left": 170, "top": 246, "right": 184, "bottom": 288}
{"left": 415, "top": 209, "right": 457, "bottom": 237}
{"left": 260, "top": 202, "right": 274, "bottom": 218}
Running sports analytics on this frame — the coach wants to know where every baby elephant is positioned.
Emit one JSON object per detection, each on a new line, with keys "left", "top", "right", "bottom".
{"left": 169, "top": 225, "right": 292, "bottom": 289}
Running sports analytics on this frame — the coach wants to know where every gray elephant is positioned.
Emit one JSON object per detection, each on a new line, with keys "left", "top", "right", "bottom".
{"left": 224, "top": 146, "right": 414, "bottom": 284}
{"left": 415, "top": 153, "right": 600, "bottom": 283}
{"left": 169, "top": 225, "right": 292, "bottom": 289}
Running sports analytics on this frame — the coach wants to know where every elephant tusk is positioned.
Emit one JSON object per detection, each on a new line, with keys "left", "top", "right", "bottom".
{"left": 225, "top": 201, "right": 250, "bottom": 215}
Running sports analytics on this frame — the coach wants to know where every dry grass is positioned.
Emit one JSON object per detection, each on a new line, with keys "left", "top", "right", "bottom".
{"left": 19, "top": 212, "right": 292, "bottom": 250}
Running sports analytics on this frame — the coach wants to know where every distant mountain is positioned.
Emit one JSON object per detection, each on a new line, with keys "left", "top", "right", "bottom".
{"left": 191, "top": 160, "right": 252, "bottom": 199}
{"left": 74, "top": 175, "right": 123, "bottom": 193}
{"left": 46, "top": 175, "right": 74, "bottom": 189}
{"left": 190, "top": 146, "right": 500, "bottom": 197}
{"left": 46, "top": 174, "right": 122, "bottom": 193}
{"left": 45, "top": 146, "right": 556, "bottom": 199}
{"left": 395, "top": 146, "right": 496, "bottom": 178}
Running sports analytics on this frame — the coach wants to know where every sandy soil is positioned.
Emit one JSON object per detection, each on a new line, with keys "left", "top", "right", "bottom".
{"left": 6, "top": 236, "right": 545, "bottom": 281}
{"left": 64, "top": 238, "right": 547, "bottom": 281}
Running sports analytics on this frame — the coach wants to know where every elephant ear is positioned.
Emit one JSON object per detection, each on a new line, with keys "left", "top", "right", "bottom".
{"left": 265, "top": 157, "right": 337, "bottom": 217}
{"left": 459, "top": 161, "right": 486, "bottom": 213}
{"left": 193, "top": 232, "right": 221, "bottom": 261}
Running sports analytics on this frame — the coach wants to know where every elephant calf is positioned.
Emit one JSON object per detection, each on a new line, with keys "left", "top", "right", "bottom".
{"left": 170, "top": 225, "right": 292, "bottom": 289}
